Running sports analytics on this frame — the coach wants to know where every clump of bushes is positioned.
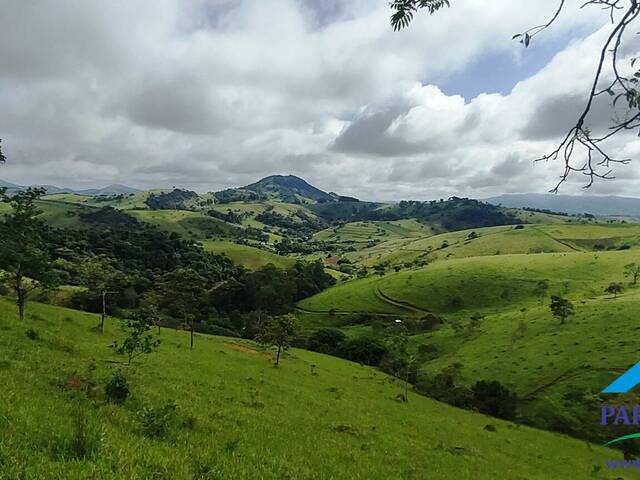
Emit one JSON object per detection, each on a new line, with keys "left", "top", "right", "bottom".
{"left": 339, "top": 336, "right": 388, "bottom": 366}
{"left": 138, "top": 401, "right": 177, "bottom": 439}
{"left": 25, "top": 328, "right": 39, "bottom": 340}
{"left": 68, "top": 403, "right": 103, "bottom": 459}
{"left": 471, "top": 380, "right": 518, "bottom": 420}
{"left": 105, "top": 370, "right": 130, "bottom": 404}
{"left": 306, "top": 328, "right": 346, "bottom": 355}
{"left": 416, "top": 365, "right": 518, "bottom": 420}
{"left": 51, "top": 401, "right": 103, "bottom": 460}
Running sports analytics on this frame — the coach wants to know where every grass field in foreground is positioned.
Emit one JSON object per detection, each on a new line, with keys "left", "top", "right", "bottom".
{"left": 0, "top": 298, "right": 632, "bottom": 479}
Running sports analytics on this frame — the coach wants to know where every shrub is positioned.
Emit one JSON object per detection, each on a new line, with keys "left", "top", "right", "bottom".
{"left": 471, "top": 380, "right": 518, "bottom": 420}
{"left": 339, "top": 336, "right": 388, "bottom": 366}
{"left": 138, "top": 401, "right": 177, "bottom": 439}
{"left": 68, "top": 403, "right": 103, "bottom": 459}
{"left": 51, "top": 402, "right": 103, "bottom": 460}
{"left": 307, "top": 328, "right": 346, "bottom": 355}
{"left": 105, "top": 370, "right": 130, "bottom": 404}
{"left": 415, "top": 366, "right": 474, "bottom": 408}
{"left": 25, "top": 328, "right": 39, "bottom": 340}
{"left": 416, "top": 343, "right": 440, "bottom": 361}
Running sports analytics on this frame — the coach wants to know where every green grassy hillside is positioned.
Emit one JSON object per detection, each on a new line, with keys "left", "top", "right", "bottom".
{"left": 299, "top": 250, "right": 638, "bottom": 317}
{"left": 128, "top": 210, "right": 240, "bottom": 240}
{"left": 415, "top": 288, "right": 640, "bottom": 397}
{"left": 342, "top": 223, "right": 640, "bottom": 269}
{"left": 314, "top": 220, "right": 432, "bottom": 244}
{"left": 201, "top": 240, "right": 294, "bottom": 270}
{"left": 0, "top": 299, "right": 632, "bottom": 479}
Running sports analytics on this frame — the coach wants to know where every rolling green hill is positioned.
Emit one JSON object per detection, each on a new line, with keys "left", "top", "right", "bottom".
{"left": 0, "top": 298, "right": 632, "bottom": 479}
{"left": 200, "top": 240, "right": 294, "bottom": 270}
{"left": 299, "top": 250, "right": 638, "bottom": 318}
{"left": 339, "top": 223, "right": 640, "bottom": 270}
{"left": 128, "top": 209, "right": 241, "bottom": 240}
{"left": 313, "top": 219, "right": 432, "bottom": 244}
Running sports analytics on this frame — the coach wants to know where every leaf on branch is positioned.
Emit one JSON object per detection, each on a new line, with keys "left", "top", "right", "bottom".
{"left": 390, "top": 0, "right": 451, "bottom": 30}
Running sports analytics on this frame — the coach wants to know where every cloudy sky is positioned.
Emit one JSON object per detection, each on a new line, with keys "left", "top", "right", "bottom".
{"left": 1, "top": 0, "right": 638, "bottom": 200}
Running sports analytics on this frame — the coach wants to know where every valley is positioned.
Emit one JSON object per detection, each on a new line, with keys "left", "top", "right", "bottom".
{"left": 2, "top": 174, "right": 640, "bottom": 478}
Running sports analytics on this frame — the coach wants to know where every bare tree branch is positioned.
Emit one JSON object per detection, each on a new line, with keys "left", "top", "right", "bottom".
{"left": 392, "top": 0, "right": 640, "bottom": 192}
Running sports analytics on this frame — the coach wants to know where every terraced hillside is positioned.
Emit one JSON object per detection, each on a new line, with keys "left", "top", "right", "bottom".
{"left": 0, "top": 298, "right": 632, "bottom": 479}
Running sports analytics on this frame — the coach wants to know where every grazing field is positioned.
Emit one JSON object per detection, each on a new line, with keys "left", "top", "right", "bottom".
{"left": 34, "top": 200, "right": 92, "bottom": 230}
{"left": 313, "top": 219, "right": 432, "bottom": 244}
{"left": 128, "top": 209, "right": 239, "bottom": 240}
{"left": 0, "top": 298, "right": 632, "bottom": 479}
{"left": 299, "top": 250, "right": 639, "bottom": 317}
{"left": 210, "top": 201, "right": 317, "bottom": 229}
{"left": 200, "top": 240, "right": 294, "bottom": 270}
{"left": 415, "top": 289, "right": 640, "bottom": 396}
{"left": 42, "top": 193, "right": 94, "bottom": 204}
{"left": 343, "top": 222, "right": 640, "bottom": 269}
{"left": 536, "top": 223, "right": 640, "bottom": 250}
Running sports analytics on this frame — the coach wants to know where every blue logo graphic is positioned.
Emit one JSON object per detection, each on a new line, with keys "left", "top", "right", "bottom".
{"left": 603, "top": 362, "right": 640, "bottom": 393}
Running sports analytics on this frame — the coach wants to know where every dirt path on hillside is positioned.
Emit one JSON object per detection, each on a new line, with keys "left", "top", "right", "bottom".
{"left": 374, "top": 287, "right": 430, "bottom": 314}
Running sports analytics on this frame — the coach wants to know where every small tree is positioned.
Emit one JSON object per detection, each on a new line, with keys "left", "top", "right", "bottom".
{"left": 79, "top": 255, "right": 122, "bottom": 333}
{"left": 139, "top": 291, "right": 163, "bottom": 335}
{"left": 373, "top": 263, "right": 386, "bottom": 276}
{"left": 511, "top": 318, "right": 527, "bottom": 343}
{"left": 0, "top": 187, "right": 57, "bottom": 321}
{"left": 471, "top": 380, "right": 518, "bottom": 420}
{"left": 624, "top": 263, "right": 640, "bottom": 285}
{"left": 256, "top": 315, "right": 299, "bottom": 366}
{"left": 387, "top": 320, "right": 419, "bottom": 402}
{"left": 605, "top": 282, "right": 624, "bottom": 299}
{"left": 157, "top": 268, "right": 208, "bottom": 349}
{"left": 111, "top": 317, "right": 160, "bottom": 366}
{"left": 533, "top": 279, "right": 550, "bottom": 306}
{"left": 549, "top": 295, "right": 574, "bottom": 325}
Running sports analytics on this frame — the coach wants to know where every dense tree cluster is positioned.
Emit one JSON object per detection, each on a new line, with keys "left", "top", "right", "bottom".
{"left": 310, "top": 197, "right": 520, "bottom": 230}
{"left": 145, "top": 189, "right": 198, "bottom": 210}
{"left": 255, "top": 208, "right": 325, "bottom": 237}
{"left": 212, "top": 261, "right": 335, "bottom": 316}
{"left": 206, "top": 208, "right": 245, "bottom": 224}
{"left": 0, "top": 191, "right": 335, "bottom": 340}
{"left": 213, "top": 188, "right": 265, "bottom": 204}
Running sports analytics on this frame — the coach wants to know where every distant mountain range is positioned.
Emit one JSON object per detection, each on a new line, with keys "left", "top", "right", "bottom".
{"left": 485, "top": 193, "right": 640, "bottom": 217}
{"left": 0, "top": 180, "right": 140, "bottom": 196}
{"left": 5, "top": 175, "right": 640, "bottom": 218}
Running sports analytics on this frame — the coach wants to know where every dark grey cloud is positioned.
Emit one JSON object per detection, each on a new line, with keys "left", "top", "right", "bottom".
{"left": 331, "top": 107, "right": 426, "bottom": 157}
{"left": 298, "top": 0, "right": 347, "bottom": 28}
{"left": 521, "top": 93, "right": 617, "bottom": 140}
{"left": 123, "top": 75, "right": 227, "bottom": 135}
